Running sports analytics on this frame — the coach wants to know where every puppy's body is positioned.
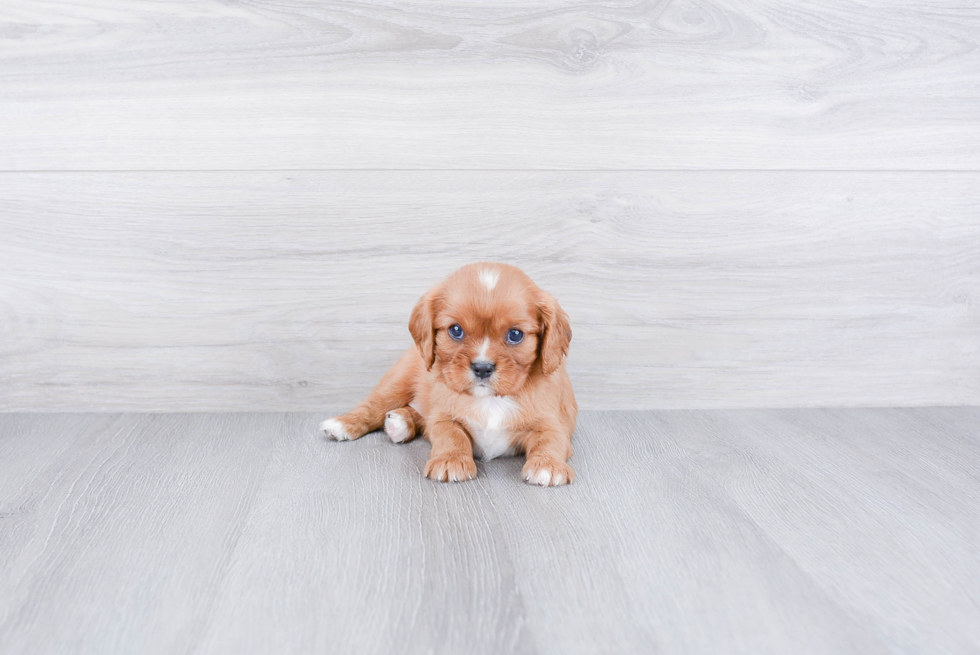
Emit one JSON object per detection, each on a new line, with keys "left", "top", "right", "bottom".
{"left": 320, "top": 263, "right": 577, "bottom": 486}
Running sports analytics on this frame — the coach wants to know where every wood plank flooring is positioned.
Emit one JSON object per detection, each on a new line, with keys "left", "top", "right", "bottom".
{"left": 1, "top": 409, "right": 977, "bottom": 654}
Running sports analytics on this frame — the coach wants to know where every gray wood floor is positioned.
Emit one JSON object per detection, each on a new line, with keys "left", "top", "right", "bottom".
{"left": 1, "top": 408, "right": 977, "bottom": 654}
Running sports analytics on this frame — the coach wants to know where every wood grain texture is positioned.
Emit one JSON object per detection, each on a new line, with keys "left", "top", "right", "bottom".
{"left": 1, "top": 171, "right": 977, "bottom": 411}
{"left": 1, "top": 1, "right": 979, "bottom": 169}
{"left": 482, "top": 412, "right": 891, "bottom": 654}
{"left": 1, "top": 409, "right": 978, "bottom": 654}
{"left": 196, "top": 414, "right": 532, "bottom": 655}
{"left": 645, "top": 408, "right": 980, "bottom": 654}
{"left": 0, "top": 413, "right": 279, "bottom": 653}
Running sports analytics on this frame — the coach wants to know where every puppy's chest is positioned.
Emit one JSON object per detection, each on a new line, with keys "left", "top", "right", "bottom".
{"left": 465, "top": 396, "right": 521, "bottom": 461}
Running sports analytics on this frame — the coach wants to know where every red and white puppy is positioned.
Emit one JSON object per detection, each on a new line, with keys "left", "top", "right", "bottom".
{"left": 320, "top": 262, "right": 577, "bottom": 486}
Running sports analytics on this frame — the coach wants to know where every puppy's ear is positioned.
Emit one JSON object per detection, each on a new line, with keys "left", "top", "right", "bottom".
{"left": 409, "top": 288, "right": 439, "bottom": 370}
{"left": 538, "top": 291, "right": 572, "bottom": 376}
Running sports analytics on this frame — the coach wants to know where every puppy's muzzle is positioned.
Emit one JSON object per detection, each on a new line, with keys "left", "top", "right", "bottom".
{"left": 470, "top": 361, "right": 495, "bottom": 380}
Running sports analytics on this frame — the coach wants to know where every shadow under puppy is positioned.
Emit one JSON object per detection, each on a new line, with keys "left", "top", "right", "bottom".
{"left": 320, "top": 262, "right": 577, "bottom": 486}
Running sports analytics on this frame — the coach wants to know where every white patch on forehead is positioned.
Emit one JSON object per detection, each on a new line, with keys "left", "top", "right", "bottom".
{"left": 466, "top": 395, "right": 520, "bottom": 461}
{"left": 479, "top": 268, "right": 500, "bottom": 292}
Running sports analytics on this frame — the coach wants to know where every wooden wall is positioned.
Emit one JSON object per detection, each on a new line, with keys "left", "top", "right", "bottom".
{"left": 1, "top": 1, "right": 978, "bottom": 411}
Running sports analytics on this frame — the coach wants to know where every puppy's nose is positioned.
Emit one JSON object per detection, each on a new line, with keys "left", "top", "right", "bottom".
{"left": 470, "top": 361, "right": 495, "bottom": 379}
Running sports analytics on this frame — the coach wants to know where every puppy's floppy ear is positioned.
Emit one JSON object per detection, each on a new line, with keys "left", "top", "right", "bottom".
{"left": 537, "top": 291, "right": 572, "bottom": 376}
{"left": 409, "top": 288, "right": 439, "bottom": 370}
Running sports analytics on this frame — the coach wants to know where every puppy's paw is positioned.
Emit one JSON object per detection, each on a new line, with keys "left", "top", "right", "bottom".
{"left": 522, "top": 457, "right": 574, "bottom": 487}
{"left": 384, "top": 410, "right": 414, "bottom": 444}
{"left": 424, "top": 452, "right": 477, "bottom": 483}
{"left": 319, "top": 417, "right": 355, "bottom": 441}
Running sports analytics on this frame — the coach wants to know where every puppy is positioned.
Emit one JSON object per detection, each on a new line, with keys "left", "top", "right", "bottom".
{"left": 320, "top": 262, "right": 577, "bottom": 486}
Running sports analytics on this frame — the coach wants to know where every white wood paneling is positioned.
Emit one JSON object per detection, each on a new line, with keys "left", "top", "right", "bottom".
{"left": 1, "top": 1, "right": 977, "bottom": 409}
{"left": 1, "top": 0, "right": 979, "bottom": 169}
{"left": 1, "top": 171, "right": 976, "bottom": 411}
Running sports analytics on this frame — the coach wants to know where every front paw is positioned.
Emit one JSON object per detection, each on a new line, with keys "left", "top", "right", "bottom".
{"left": 424, "top": 452, "right": 477, "bottom": 483}
{"left": 319, "top": 417, "right": 356, "bottom": 441}
{"left": 522, "top": 457, "right": 574, "bottom": 487}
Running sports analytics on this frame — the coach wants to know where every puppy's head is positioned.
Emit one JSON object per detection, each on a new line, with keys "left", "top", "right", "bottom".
{"left": 409, "top": 263, "right": 571, "bottom": 396}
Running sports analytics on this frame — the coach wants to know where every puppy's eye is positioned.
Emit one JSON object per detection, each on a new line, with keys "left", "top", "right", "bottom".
{"left": 448, "top": 324, "right": 465, "bottom": 340}
{"left": 506, "top": 328, "right": 524, "bottom": 344}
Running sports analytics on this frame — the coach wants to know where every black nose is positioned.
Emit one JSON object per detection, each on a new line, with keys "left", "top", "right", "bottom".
{"left": 471, "top": 361, "right": 496, "bottom": 379}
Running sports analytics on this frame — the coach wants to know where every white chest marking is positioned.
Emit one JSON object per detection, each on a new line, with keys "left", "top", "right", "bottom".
{"left": 466, "top": 395, "right": 519, "bottom": 461}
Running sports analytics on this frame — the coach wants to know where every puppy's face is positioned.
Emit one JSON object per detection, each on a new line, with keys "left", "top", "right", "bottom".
{"left": 410, "top": 264, "right": 571, "bottom": 397}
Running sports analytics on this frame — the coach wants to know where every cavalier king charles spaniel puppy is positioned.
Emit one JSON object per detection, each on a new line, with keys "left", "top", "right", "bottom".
{"left": 319, "top": 262, "right": 577, "bottom": 486}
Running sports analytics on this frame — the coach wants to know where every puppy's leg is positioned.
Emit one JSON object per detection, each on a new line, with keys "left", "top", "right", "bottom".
{"left": 423, "top": 417, "right": 477, "bottom": 483}
{"left": 384, "top": 405, "right": 424, "bottom": 444}
{"left": 320, "top": 349, "right": 417, "bottom": 441}
{"left": 522, "top": 427, "right": 574, "bottom": 487}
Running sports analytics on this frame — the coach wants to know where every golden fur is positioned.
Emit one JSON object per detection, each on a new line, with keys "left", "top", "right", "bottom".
{"left": 320, "top": 262, "right": 577, "bottom": 486}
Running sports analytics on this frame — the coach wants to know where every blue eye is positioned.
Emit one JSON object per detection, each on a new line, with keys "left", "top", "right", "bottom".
{"left": 448, "top": 324, "right": 464, "bottom": 340}
{"left": 506, "top": 328, "right": 524, "bottom": 344}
